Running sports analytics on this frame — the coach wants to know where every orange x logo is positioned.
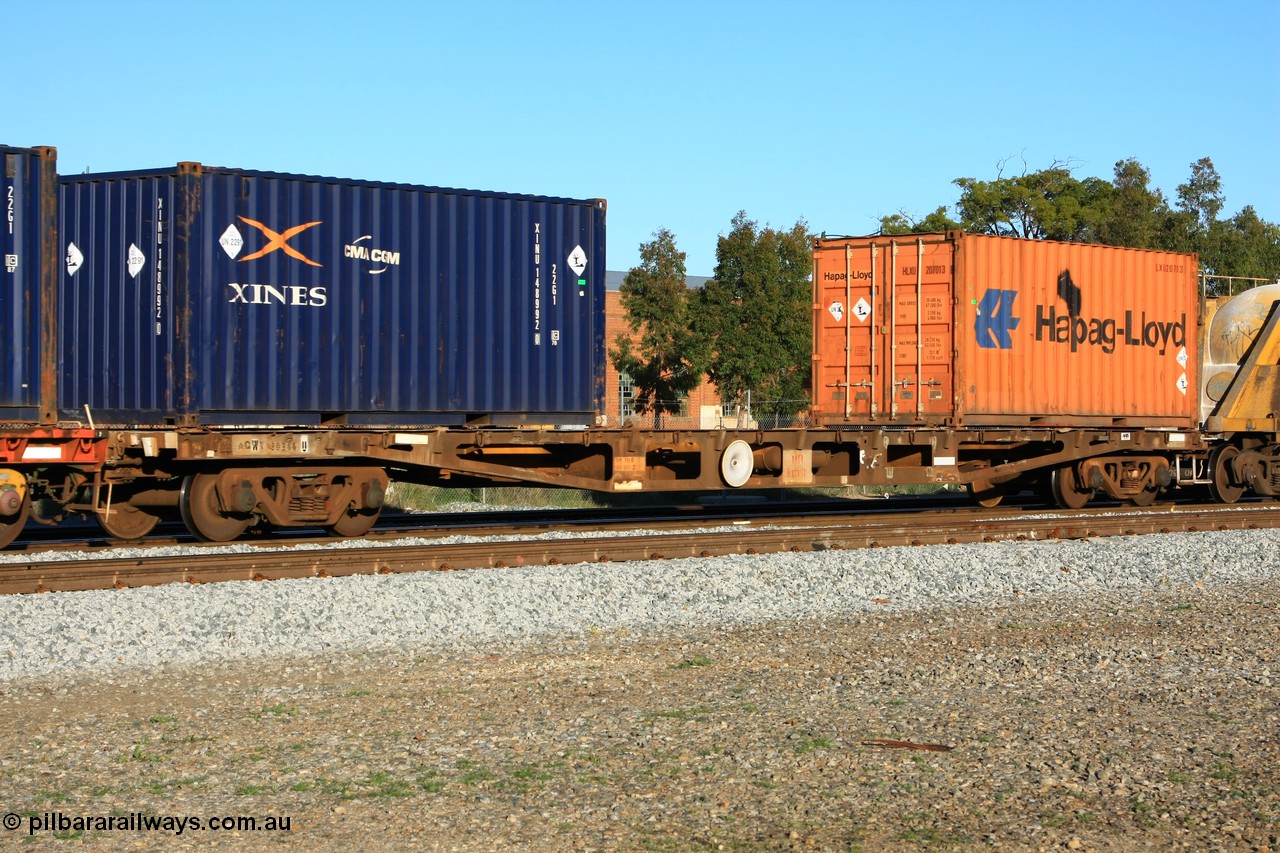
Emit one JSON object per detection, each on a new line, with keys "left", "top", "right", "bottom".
{"left": 237, "top": 216, "right": 323, "bottom": 267}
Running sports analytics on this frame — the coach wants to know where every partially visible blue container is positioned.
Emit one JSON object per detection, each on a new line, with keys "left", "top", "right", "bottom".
{"left": 1, "top": 145, "right": 58, "bottom": 423}
{"left": 59, "top": 164, "right": 606, "bottom": 426}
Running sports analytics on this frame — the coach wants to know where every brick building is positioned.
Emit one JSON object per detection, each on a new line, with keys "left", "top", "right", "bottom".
{"left": 601, "top": 271, "right": 733, "bottom": 428}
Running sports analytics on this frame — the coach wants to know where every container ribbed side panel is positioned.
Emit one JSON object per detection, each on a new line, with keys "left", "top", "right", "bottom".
{"left": 813, "top": 232, "right": 1198, "bottom": 428}
{"left": 957, "top": 235, "right": 1197, "bottom": 424}
{"left": 59, "top": 173, "right": 177, "bottom": 420}
{"left": 60, "top": 164, "right": 605, "bottom": 425}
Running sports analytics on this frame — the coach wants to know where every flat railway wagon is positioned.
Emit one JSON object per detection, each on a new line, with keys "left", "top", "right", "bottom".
{"left": 1, "top": 149, "right": 1279, "bottom": 549}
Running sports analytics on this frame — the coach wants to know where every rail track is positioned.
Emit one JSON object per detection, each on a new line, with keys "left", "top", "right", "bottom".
{"left": 1, "top": 498, "right": 1277, "bottom": 595}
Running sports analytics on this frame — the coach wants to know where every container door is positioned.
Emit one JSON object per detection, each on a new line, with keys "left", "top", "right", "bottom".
{"left": 0, "top": 148, "right": 55, "bottom": 418}
{"left": 814, "top": 236, "right": 954, "bottom": 423}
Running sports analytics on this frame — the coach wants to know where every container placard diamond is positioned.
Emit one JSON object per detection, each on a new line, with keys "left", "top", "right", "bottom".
{"left": 65, "top": 242, "right": 84, "bottom": 276}
{"left": 127, "top": 243, "right": 146, "bottom": 279}
{"left": 853, "top": 297, "right": 871, "bottom": 322}
{"left": 219, "top": 224, "right": 244, "bottom": 259}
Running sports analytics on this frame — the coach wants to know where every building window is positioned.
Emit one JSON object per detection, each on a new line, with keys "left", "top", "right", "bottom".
{"left": 619, "top": 372, "right": 637, "bottom": 420}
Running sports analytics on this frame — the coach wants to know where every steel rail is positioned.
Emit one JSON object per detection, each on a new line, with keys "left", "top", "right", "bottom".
{"left": 1, "top": 502, "right": 1276, "bottom": 595}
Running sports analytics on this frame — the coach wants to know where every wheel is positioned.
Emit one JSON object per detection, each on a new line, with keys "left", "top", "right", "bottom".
{"left": 1126, "top": 488, "right": 1159, "bottom": 507}
{"left": 967, "top": 478, "right": 1004, "bottom": 508}
{"left": 326, "top": 505, "right": 381, "bottom": 538}
{"left": 719, "top": 440, "right": 754, "bottom": 488}
{"left": 95, "top": 502, "right": 161, "bottom": 540}
{"left": 1207, "top": 445, "right": 1246, "bottom": 504}
{"left": 180, "top": 473, "right": 253, "bottom": 542}
{"left": 1049, "top": 465, "right": 1093, "bottom": 509}
{"left": 0, "top": 491, "right": 31, "bottom": 550}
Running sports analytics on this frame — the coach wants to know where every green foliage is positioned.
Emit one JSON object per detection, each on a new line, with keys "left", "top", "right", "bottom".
{"left": 953, "top": 159, "right": 1115, "bottom": 241}
{"left": 892, "top": 154, "right": 1278, "bottom": 283}
{"left": 1094, "top": 158, "right": 1168, "bottom": 249}
{"left": 1177, "top": 156, "right": 1226, "bottom": 233}
{"left": 693, "top": 212, "right": 813, "bottom": 421}
{"left": 878, "top": 205, "right": 960, "bottom": 235}
{"left": 1210, "top": 206, "right": 1280, "bottom": 279}
{"left": 610, "top": 229, "right": 708, "bottom": 427}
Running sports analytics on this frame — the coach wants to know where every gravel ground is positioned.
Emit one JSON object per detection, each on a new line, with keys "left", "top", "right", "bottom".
{"left": 0, "top": 530, "right": 1276, "bottom": 851}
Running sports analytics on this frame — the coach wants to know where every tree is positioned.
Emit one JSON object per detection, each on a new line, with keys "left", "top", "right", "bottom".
{"left": 1177, "top": 156, "right": 1225, "bottom": 233}
{"left": 1166, "top": 156, "right": 1228, "bottom": 262}
{"left": 693, "top": 212, "right": 812, "bottom": 425}
{"left": 878, "top": 205, "right": 960, "bottom": 236}
{"left": 952, "top": 159, "right": 1115, "bottom": 242}
{"left": 1201, "top": 205, "right": 1280, "bottom": 283}
{"left": 1095, "top": 159, "right": 1169, "bottom": 249}
{"left": 870, "top": 154, "right": 1280, "bottom": 283}
{"left": 609, "top": 229, "right": 706, "bottom": 428}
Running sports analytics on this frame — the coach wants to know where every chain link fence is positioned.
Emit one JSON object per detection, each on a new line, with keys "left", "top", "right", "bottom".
{"left": 613, "top": 399, "right": 814, "bottom": 431}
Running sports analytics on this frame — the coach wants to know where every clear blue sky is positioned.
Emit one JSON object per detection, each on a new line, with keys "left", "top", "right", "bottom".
{"left": 7, "top": 0, "right": 1277, "bottom": 275}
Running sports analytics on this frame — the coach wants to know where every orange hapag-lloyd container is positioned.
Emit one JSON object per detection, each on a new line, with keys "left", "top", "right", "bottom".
{"left": 811, "top": 232, "right": 1199, "bottom": 429}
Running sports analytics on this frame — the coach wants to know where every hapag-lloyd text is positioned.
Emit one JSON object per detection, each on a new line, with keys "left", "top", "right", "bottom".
{"left": 1035, "top": 305, "right": 1187, "bottom": 355}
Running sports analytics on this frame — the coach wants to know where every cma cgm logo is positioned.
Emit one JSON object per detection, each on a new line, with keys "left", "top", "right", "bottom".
{"left": 974, "top": 289, "right": 1020, "bottom": 349}
{"left": 220, "top": 217, "right": 327, "bottom": 308}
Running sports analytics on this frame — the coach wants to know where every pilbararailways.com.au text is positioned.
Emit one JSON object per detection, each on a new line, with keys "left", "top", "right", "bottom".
{"left": 8, "top": 811, "right": 291, "bottom": 836}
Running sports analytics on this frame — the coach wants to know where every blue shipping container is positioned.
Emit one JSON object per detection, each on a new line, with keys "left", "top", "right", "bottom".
{"left": 1, "top": 145, "right": 58, "bottom": 422}
{"left": 59, "top": 164, "right": 606, "bottom": 425}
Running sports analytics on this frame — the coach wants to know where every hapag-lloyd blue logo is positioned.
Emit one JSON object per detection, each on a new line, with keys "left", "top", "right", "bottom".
{"left": 975, "top": 288, "right": 1020, "bottom": 349}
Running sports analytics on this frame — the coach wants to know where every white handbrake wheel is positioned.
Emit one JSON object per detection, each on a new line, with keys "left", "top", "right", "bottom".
{"left": 720, "top": 440, "right": 754, "bottom": 488}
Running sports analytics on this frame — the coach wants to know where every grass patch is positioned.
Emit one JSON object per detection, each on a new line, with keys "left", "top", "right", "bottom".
{"left": 143, "top": 777, "right": 204, "bottom": 795}
{"left": 364, "top": 772, "right": 415, "bottom": 798}
{"left": 162, "top": 734, "right": 212, "bottom": 745}
{"left": 460, "top": 768, "right": 496, "bottom": 786}
{"left": 417, "top": 770, "right": 446, "bottom": 794}
{"left": 512, "top": 765, "right": 551, "bottom": 782}
{"left": 1131, "top": 799, "right": 1157, "bottom": 828}
{"left": 795, "top": 737, "right": 832, "bottom": 754}
{"left": 119, "top": 741, "right": 162, "bottom": 764}
{"left": 236, "top": 784, "right": 274, "bottom": 796}
{"left": 251, "top": 704, "right": 298, "bottom": 720}
{"left": 1210, "top": 760, "right": 1238, "bottom": 781}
